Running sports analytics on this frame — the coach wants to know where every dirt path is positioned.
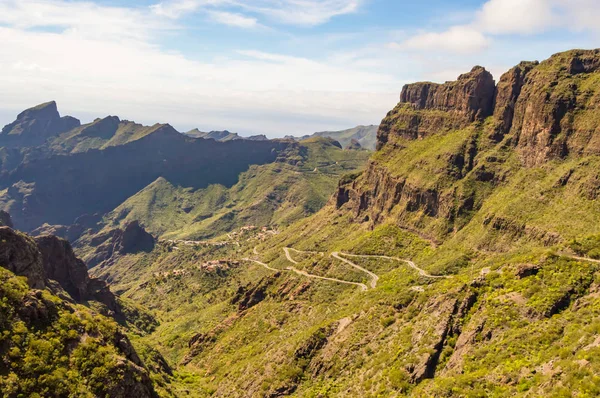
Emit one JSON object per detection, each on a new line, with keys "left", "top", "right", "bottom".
{"left": 331, "top": 252, "right": 380, "bottom": 289}
{"left": 559, "top": 253, "right": 600, "bottom": 264}
{"left": 339, "top": 253, "right": 451, "bottom": 279}
{"left": 242, "top": 258, "right": 281, "bottom": 272}
{"left": 246, "top": 248, "right": 368, "bottom": 292}
{"left": 285, "top": 266, "right": 368, "bottom": 291}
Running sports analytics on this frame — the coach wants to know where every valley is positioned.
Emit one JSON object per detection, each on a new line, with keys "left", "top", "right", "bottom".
{"left": 3, "top": 49, "right": 600, "bottom": 397}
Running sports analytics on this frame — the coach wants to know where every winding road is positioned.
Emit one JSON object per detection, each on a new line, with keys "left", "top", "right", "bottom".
{"left": 246, "top": 246, "right": 449, "bottom": 293}
{"left": 244, "top": 253, "right": 368, "bottom": 291}
{"left": 337, "top": 253, "right": 451, "bottom": 279}
{"left": 331, "top": 252, "right": 380, "bottom": 289}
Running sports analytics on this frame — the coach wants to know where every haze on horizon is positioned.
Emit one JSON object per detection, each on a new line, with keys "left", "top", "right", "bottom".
{"left": 1, "top": 0, "right": 599, "bottom": 137}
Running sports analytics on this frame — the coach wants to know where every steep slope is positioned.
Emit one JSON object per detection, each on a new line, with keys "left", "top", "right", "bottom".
{"left": 79, "top": 136, "right": 370, "bottom": 241}
{"left": 47, "top": 116, "right": 175, "bottom": 154}
{"left": 0, "top": 220, "right": 161, "bottom": 397}
{"left": 338, "top": 50, "right": 600, "bottom": 250}
{"left": 0, "top": 118, "right": 291, "bottom": 231}
{"left": 77, "top": 49, "right": 600, "bottom": 397}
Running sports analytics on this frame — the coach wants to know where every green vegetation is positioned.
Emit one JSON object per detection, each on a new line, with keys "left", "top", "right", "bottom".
{"left": 0, "top": 267, "right": 160, "bottom": 397}
{"left": 98, "top": 137, "right": 370, "bottom": 240}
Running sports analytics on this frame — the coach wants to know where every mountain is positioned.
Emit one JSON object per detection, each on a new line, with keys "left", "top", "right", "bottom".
{"left": 67, "top": 49, "right": 600, "bottom": 397}
{"left": 301, "top": 125, "right": 379, "bottom": 150}
{"left": 0, "top": 109, "right": 292, "bottom": 231}
{"left": 0, "top": 214, "right": 165, "bottom": 397}
{"left": 69, "top": 136, "right": 370, "bottom": 246}
{"left": 6, "top": 49, "right": 600, "bottom": 397}
{"left": 186, "top": 129, "right": 269, "bottom": 142}
{"left": 0, "top": 101, "right": 80, "bottom": 148}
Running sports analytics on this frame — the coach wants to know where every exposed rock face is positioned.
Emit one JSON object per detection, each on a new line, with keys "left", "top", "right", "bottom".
{"left": 0, "top": 210, "right": 13, "bottom": 228}
{"left": 337, "top": 49, "right": 600, "bottom": 245}
{"left": 0, "top": 221, "right": 119, "bottom": 311}
{"left": 34, "top": 235, "right": 119, "bottom": 312}
{"left": 400, "top": 66, "right": 495, "bottom": 118}
{"left": 510, "top": 50, "right": 600, "bottom": 166}
{"left": 81, "top": 222, "right": 155, "bottom": 269}
{"left": 0, "top": 227, "right": 46, "bottom": 289}
{"left": 378, "top": 66, "right": 495, "bottom": 149}
{"left": 492, "top": 61, "right": 539, "bottom": 138}
{"left": 0, "top": 101, "right": 80, "bottom": 148}
{"left": 35, "top": 235, "right": 90, "bottom": 301}
{"left": 116, "top": 221, "right": 155, "bottom": 254}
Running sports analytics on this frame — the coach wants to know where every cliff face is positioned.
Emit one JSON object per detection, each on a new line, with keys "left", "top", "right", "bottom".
{"left": 337, "top": 49, "right": 600, "bottom": 246}
{"left": 509, "top": 50, "right": 600, "bottom": 166}
{"left": 0, "top": 221, "right": 158, "bottom": 396}
{"left": 0, "top": 101, "right": 80, "bottom": 148}
{"left": 377, "top": 66, "right": 495, "bottom": 149}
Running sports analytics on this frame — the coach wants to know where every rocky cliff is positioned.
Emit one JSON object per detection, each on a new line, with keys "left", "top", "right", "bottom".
{"left": 0, "top": 221, "right": 158, "bottom": 396}
{"left": 0, "top": 101, "right": 80, "bottom": 148}
{"left": 377, "top": 66, "right": 495, "bottom": 149}
{"left": 337, "top": 49, "right": 600, "bottom": 247}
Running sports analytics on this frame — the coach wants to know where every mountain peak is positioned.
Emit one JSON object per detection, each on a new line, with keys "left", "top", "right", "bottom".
{"left": 1, "top": 101, "right": 80, "bottom": 148}
{"left": 16, "top": 101, "right": 59, "bottom": 121}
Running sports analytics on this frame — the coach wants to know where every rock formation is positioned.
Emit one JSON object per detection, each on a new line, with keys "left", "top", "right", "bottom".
{"left": 81, "top": 221, "right": 155, "bottom": 269}
{"left": 0, "top": 210, "right": 13, "bottom": 228}
{"left": 0, "top": 101, "right": 80, "bottom": 147}
{"left": 378, "top": 66, "right": 495, "bottom": 149}
{"left": 337, "top": 49, "right": 600, "bottom": 245}
{"left": 34, "top": 234, "right": 119, "bottom": 312}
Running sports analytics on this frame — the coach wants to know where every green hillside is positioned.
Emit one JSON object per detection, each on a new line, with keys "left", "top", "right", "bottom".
{"left": 78, "top": 49, "right": 600, "bottom": 397}
{"left": 310, "top": 125, "right": 379, "bottom": 150}
{"left": 97, "top": 136, "right": 370, "bottom": 240}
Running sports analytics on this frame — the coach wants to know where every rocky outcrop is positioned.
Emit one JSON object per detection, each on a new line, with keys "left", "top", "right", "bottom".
{"left": 0, "top": 218, "right": 119, "bottom": 312}
{"left": 80, "top": 116, "right": 120, "bottom": 138}
{"left": 231, "top": 273, "right": 280, "bottom": 311}
{"left": 34, "top": 235, "right": 119, "bottom": 312}
{"left": 82, "top": 222, "right": 155, "bottom": 269}
{"left": 115, "top": 221, "right": 155, "bottom": 254}
{"left": 0, "top": 101, "right": 80, "bottom": 148}
{"left": 492, "top": 61, "right": 538, "bottom": 138}
{"left": 346, "top": 139, "right": 363, "bottom": 150}
{"left": 0, "top": 227, "right": 46, "bottom": 289}
{"left": 0, "top": 210, "right": 13, "bottom": 228}
{"left": 378, "top": 66, "right": 495, "bottom": 149}
{"left": 509, "top": 49, "right": 600, "bottom": 166}
{"left": 399, "top": 66, "right": 495, "bottom": 118}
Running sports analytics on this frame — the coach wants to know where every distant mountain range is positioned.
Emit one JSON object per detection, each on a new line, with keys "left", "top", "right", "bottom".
{"left": 185, "top": 129, "right": 268, "bottom": 142}
{"left": 289, "top": 124, "right": 379, "bottom": 150}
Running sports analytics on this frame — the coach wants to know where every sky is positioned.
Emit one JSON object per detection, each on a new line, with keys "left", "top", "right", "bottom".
{"left": 0, "top": 0, "right": 599, "bottom": 137}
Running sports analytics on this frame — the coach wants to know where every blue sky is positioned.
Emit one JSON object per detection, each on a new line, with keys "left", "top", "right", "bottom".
{"left": 0, "top": 0, "right": 598, "bottom": 136}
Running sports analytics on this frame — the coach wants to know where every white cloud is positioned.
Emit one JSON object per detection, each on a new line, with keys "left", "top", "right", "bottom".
{"left": 394, "top": 0, "right": 600, "bottom": 55}
{"left": 0, "top": 0, "right": 397, "bottom": 136}
{"left": 208, "top": 11, "right": 261, "bottom": 29}
{"left": 151, "top": 0, "right": 227, "bottom": 19}
{"left": 150, "top": 0, "right": 362, "bottom": 26}
{"left": 0, "top": 0, "right": 168, "bottom": 42}
{"left": 396, "top": 26, "right": 490, "bottom": 54}
{"left": 476, "top": 0, "right": 556, "bottom": 35}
